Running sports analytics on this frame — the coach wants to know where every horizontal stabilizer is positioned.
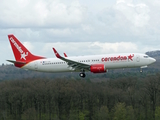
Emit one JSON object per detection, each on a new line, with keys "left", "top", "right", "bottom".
{"left": 7, "top": 60, "right": 26, "bottom": 64}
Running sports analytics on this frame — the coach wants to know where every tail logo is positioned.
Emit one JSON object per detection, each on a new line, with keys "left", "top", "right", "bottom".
{"left": 21, "top": 52, "right": 28, "bottom": 60}
{"left": 10, "top": 37, "right": 28, "bottom": 60}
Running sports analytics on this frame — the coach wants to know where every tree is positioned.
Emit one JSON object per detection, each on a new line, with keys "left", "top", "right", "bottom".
{"left": 22, "top": 108, "right": 37, "bottom": 120}
{"left": 113, "top": 103, "right": 127, "bottom": 120}
{"left": 97, "top": 106, "right": 109, "bottom": 120}
{"left": 144, "top": 75, "right": 160, "bottom": 120}
{"left": 155, "top": 106, "right": 160, "bottom": 120}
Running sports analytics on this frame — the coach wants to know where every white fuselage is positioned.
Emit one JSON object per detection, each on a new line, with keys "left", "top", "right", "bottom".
{"left": 22, "top": 53, "right": 156, "bottom": 73}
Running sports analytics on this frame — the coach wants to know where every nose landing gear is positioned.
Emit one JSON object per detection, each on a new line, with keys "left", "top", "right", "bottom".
{"left": 140, "top": 66, "right": 147, "bottom": 73}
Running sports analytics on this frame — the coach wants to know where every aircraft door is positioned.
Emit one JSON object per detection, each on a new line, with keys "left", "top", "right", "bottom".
{"left": 136, "top": 55, "right": 140, "bottom": 62}
{"left": 34, "top": 61, "right": 38, "bottom": 70}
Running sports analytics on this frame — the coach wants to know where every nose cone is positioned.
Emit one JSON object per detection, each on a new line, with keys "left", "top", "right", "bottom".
{"left": 150, "top": 58, "right": 156, "bottom": 64}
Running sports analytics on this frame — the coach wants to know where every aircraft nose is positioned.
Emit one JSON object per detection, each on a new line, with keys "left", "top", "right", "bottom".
{"left": 150, "top": 58, "right": 156, "bottom": 64}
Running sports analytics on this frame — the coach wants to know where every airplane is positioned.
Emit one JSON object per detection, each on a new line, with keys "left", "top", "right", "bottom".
{"left": 7, "top": 34, "right": 156, "bottom": 78}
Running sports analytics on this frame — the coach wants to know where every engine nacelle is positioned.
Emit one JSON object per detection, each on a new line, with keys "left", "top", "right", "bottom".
{"left": 90, "top": 64, "right": 106, "bottom": 73}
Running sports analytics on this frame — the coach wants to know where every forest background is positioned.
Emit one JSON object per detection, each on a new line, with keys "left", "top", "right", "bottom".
{"left": 0, "top": 51, "right": 160, "bottom": 120}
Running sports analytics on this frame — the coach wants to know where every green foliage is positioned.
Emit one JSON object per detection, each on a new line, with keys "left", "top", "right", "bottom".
{"left": 113, "top": 103, "right": 127, "bottom": 120}
{"left": 97, "top": 106, "right": 109, "bottom": 120}
{"left": 79, "top": 111, "right": 89, "bottom": 120}
{"left": 0, "top": 73, "right": 160, "bottom": 120}
{"left": 126, "top": 106, "right": 135, "bottom": 120}
{"left": 22, "top": 108, "right": 37, "bottom": 120}
{"left": 155, "top": 106, "right": 160, "bottom": 120}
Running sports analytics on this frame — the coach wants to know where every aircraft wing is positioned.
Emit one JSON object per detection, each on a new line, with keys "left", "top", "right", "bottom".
{"left": 53, "top": 48, "right": 90, "bottom": 70}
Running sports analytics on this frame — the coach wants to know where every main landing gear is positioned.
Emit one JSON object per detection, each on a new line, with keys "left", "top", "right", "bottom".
{"left": 79, "top": 72, "right": 86, "bottom": 78}
{"left": 79, "top": 69, "right": 86, "bottom": 78}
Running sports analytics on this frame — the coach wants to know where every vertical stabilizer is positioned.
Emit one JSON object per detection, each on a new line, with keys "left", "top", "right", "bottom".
{"left": 8, "top": 34, "right": 45, "bottom": 64}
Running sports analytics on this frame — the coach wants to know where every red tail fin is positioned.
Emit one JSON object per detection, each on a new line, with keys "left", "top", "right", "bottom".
{"left": 8, "top": 34, "right": 45, "bottom": 63}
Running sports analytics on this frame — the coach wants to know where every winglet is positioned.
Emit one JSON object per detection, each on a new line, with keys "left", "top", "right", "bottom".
{"left": 64, "top": 53, "right": 67, "bottom": 57}
{"left": 53, "top": 48, "right": 61, "bottom": 58}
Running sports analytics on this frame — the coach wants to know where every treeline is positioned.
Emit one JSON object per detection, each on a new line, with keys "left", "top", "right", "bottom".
{"left": 0, "top": 74, "right": 160, "bottom": 120}
{"left": 0, "top": 64, "right": 159, "bottom": 82}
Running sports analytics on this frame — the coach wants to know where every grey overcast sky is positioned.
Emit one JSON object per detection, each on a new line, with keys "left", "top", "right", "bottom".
{"left": 0, "top": 0, "right": 160, "bottom": 64}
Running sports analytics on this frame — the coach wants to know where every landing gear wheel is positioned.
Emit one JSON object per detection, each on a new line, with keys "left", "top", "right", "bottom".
{"left": 79, "top": 73, "right": 86, "bottom": 78}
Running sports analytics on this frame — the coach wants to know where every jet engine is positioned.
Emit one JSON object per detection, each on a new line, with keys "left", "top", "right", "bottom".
{"left": 90, "top": 64, "right": 106, "bottom": 73}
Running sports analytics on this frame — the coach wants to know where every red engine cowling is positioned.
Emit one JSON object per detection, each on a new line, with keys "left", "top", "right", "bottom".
{"left": 90, "top": 64, "right": 106, "bottom": 73}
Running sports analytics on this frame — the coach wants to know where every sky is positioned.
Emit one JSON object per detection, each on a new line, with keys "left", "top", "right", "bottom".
{"left": 0, "top": 0, "right": 160, "bottom": 64}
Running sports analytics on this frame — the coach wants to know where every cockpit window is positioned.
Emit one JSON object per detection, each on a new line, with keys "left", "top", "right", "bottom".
{"left": 144, "top": 56, "right": 149, "bottom": 58}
